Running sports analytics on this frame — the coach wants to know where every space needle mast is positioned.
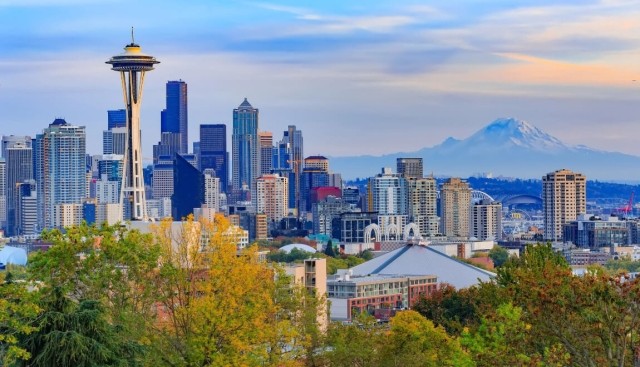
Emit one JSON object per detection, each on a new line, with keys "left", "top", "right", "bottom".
{"left": 106, "top": 29, "right": 159, "bottom": 221}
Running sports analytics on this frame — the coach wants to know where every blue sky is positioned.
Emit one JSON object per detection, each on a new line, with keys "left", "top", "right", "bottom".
{"left": 1, "top": 0, "right": 640, "bottom": 161}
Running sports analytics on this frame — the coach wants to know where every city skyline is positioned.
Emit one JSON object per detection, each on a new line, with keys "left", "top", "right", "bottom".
{"left": 1, "top": 1, "right": 639, "bottom": 161}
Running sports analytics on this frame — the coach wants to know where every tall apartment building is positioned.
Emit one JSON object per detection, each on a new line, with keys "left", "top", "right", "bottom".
{"left": 407, "top": 176, "right": 439, "bottom": 238}
{"left": 161, "top": 80, "right": 188, "bottom": 154}
{"left": 439, "top": 178, "right": 471, "bottom": 238}
{"left": 199, "top": 124, "right": 228, "bottom": 193}
{"left": 470, "top": 199, "right": 503, "bottom": 241}
{"left": 367, "top": 167, "right": 407, "bottom": 216}
{"left": 203, "top": 168, "right": 220, "bottom": 213}
{"left": 232, "top": 98, "right": 259, "bottom": 205}
{"left": 258, "top": 131, "right": 273, "bottom": 176}
{"left": 35, "top": 119, "right": 87, "bottom": 229}
{"left": 543, "top": 169, "right": 586, "bottom": 241}
{"left": 5, "top": 138, "right": 33, "bottom": 236}
{"left": 397, "top": 158, "right": 423, "bottom": 179}
{"left": 256, "top": 174, "right": 289, "bottom": 225}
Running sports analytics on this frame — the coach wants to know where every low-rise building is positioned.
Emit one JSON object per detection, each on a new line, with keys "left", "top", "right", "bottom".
{"left": 328, "top": 272, "right": 437, "bottom": 321}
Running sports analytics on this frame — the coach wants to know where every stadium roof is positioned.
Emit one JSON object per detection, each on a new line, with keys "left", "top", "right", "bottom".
{"left": 0, "top": 246, "right": 28, "bottom": 266}
{"left": 280, "top": 243, "right": 317, "bottom": 254}
{"left": 349, "top": 243, "right": 495, "bottom": 289}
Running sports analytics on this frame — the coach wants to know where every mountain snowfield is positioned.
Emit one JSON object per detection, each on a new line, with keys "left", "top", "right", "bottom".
{"left": 330, "top": 118, "right": 639, "bottom": 180}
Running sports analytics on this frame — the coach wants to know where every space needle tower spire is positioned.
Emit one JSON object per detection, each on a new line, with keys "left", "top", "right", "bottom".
{"left": 106, "top": 29, "right": 159, "bottom": 221}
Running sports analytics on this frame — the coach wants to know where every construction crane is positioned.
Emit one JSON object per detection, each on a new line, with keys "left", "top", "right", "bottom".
{"left": 614, "top": 191, "right": 634, "bottom": 216}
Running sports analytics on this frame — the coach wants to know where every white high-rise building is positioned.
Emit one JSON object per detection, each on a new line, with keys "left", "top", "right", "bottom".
{"left": 203, "top": 169, "right": 220, "bottom": 213}
{"left": 543, "top": 169, "right": 586, "bottom": 241}
{"left": 256, "top": 174, "right": 288, "bottom": 224}
{"left": 96, "top": 174, "right": 120, "bottom": 204}
{"left": 35, "top": 119, "right": 86, "bottom": 229}
{"left": 367, "top": 167, "right": 407, "bottom": 215}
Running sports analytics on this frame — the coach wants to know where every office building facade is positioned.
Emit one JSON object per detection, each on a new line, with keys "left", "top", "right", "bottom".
{"left": 5, "top": 138, "right": 33, "bottom": 236}
{"left": 397, "top": 158, "right": 423, "bottom": 179}
{"left": 232, "top": 98, "right": 260, "bottom": 204}
{"left": 161, "top": 80, "right": 188, "bottom": 154}
{"left": 199, "top": 124, "right": 228, "bottom": 193}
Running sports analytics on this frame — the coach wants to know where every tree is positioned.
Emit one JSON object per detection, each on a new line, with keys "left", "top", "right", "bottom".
{"left": 324, "top": 240, "right": 336, "bottom": 257}
{"left": 378, "top": 310, "right": 473, "bottom": 367}
{"left": 28, "top": 222, "right": 161, "bottom": 356}
{"left": 0, "top": 271, "right": 39, "bottom": 365}
{"left": 326, "top": 312, "right": 383, "bottom": 367}
{"left": 16, "top": 288, "right": 145, "bottom": 367}
{"left": 148, "top": 215, "right": 318, "bottom": 366}
{"left": 488, "top": 245, "right": 509, "bottom": 267}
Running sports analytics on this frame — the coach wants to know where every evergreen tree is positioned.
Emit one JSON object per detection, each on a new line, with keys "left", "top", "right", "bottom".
{"left": 324, "top": 240, "right": 336, "bottom": 257}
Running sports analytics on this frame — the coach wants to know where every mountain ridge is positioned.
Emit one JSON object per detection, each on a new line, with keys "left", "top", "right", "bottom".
{"left": 330, "top": 118, "right": 639, "bottom": 180}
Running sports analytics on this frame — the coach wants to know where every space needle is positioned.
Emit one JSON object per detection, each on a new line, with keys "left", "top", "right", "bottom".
{"left": 106, "top": 30, "right": 159, "bottom": 221}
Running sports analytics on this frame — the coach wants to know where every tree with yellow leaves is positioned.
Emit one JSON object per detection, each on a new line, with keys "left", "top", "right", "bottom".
{"left": 148, "top": 214, "right": 319, "bottom": 367}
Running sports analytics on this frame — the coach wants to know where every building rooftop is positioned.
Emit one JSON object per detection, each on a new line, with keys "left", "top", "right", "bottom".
{"left": 238, "top": 98, "right": 253, "bottom": 108}
{"left": 349, "top": 243, "right": 495, "bottom": 289}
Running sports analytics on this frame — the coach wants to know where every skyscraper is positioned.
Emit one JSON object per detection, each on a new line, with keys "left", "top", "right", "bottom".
{"left": 300, "top": 156, "right": 330, "bottom": 213}
{"left": 283, "top": 126, "right": 303, "bottom": 213}
{"left": 543, "top": 169, "right": 586, "bottom": 241}
{"left": 161, "top": 80, "right": 188, "bottom": 154}
{"left": 107, "top": 109, "right": 126, "bottom": 129}
{"left": 199, "top": 124, "right": 228, "bottom": 193}
{"left": 367, "top": 167, "right": 408, "bottom": 216}
{"left": 35, "top": 119, "right": 87, "bottom": 229}
{"left": 407, "top": 176, "right": 439, "bottom": 238}
{"left": 256, "top": 174, "right": 288, "bottom": 225}
{"left": 203, "top": 168, "right": 220, "bottom": 212}
{"left": 107, "top": 34, "right": 159, "bottom": 221}
{"left": 439, "top": 178, "right": 471, "bottom": 239}
{"left": 5, "top": 138, "right": 33, "bottom": 236}
{"left": 259, "top": 131, "right": 273, "bottom": 176}
{"left": 172, "top": 154, "right": 203, "bottom": 220}
{"left": 397, "top": 158, "right": 423, "bottom": 179}
{"left": 0, "top": 159, "right": 5, "bottom": 231}
{"left": 232, "top": 98, "right": 259, "bottom": 205}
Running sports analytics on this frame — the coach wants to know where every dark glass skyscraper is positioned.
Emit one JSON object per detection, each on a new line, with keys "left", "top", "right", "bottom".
{"left": 199, "top": 124, "right": 228, "bottom": 193}
{"left": 161, "top": 80, "right": 188, "bottom": 154}
{"left": 172, "top": 154, "right": 203, "bottom": 220}
{"left": 107, "top": 109, "right": 126, "bottom": 129}
{"left": 232, "top": 98, "right": 259, "bottom": 205}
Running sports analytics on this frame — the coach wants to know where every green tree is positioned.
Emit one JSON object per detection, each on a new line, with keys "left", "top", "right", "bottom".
{"left": 324, "top": 240, "right": 336, "bottom": 257}
{"left": 16, "top": 288, "right": 144, "bottom": 367}
{"left": 0, "top": 271, "right": 40, "bottom": 365}
{"left": 326, "top": 312, "right": 383, "bottom": 367}
{"left": 488, "top": 245, "right": 509, "bottom": 267}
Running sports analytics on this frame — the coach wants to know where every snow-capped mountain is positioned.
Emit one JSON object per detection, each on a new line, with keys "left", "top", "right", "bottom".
{"left": 330, "top": 118, "right": 639, "bottom": 180}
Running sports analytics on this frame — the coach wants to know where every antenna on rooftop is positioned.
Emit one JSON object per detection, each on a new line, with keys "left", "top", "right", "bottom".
{"left": 131, "top": 27, "right": 135, "bottom": 44}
